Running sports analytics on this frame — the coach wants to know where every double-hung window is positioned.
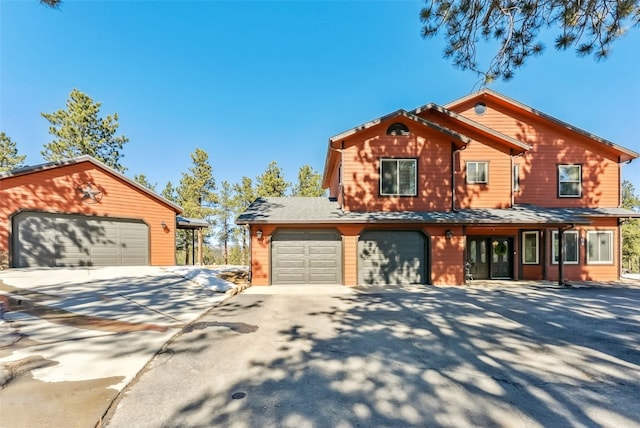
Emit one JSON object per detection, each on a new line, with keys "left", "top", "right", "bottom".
{"left": 552, "top": 230, "right": 579, "bottom": 264}
{"left": 467, "top": 161, "right": 488, "bottom": 184}
{"left": 522, "top": 231, "right": 539, "bottom": 264}
{"left": 558, "top": 165, "right": 581, "bottom": 197}
{"left": 380, "top": 158, "right": 417, "bottom": 196}
{"left": 587, "top": 231, "right": 613, "bottom": 264}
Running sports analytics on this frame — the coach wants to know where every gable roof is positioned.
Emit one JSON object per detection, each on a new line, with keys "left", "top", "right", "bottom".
{"left": 411, "top": 102, "right": 531, "bottom": 154}
{"left": 0, "top": 155, "right": 183, "bottom": 213}
{"left": 328, "top": 109, "right": 474, "bottom": 146}
{"left": 446, "top": 89, "right": 639, "bottom": 163}
{"left": 323, "top": 106, "right": 529, "bottom": 187}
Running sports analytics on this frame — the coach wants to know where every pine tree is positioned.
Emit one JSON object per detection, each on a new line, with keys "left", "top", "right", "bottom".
{"left": 233, "top": 176, "right": 256, "bottom": 265}
{"left": 256, "top": 160, "right": 289, "bottom": 197}
{"left": 420, "top": 0, "right": 640, "bottom": 84}
{"left": 292, "top": 164, "right": 325, "bottom": 197}
{"left": 134, "top": 174, "right": 156, "bottom": 192}
{"left": 0, "top": 132, "right": 27, "bottom": 172}
{"left": 622, "top": 180, "right": 640, "bottom": 272}
{"left": 214, "top": 181, "right": 237, "bottom": 265}
{"left": 41, "top": 89, "right": 129, "bottom": 172}
{"left": 175, "top": 148, "right": 217, "bottom": 264}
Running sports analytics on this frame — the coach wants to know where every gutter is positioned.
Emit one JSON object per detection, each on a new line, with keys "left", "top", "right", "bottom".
{"left": 451, "top": 142, "right": 469, "bottom": 212}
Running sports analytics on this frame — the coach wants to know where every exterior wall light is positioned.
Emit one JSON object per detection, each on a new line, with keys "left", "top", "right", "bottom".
{"left": 445, "top": 230, "right": 454, "bottom": 239}
{"left": 161, "top": 221, "right": 167, "bottom": 229}
{"left": 256, "top": 230, "right": 263, "bottom": 240}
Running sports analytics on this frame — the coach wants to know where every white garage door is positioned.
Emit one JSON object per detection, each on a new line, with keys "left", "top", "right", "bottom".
{"left": 271, "top": 230, "right": 342, "bottom": 284}
{"left": 12, "top": 211, "right": 149, "bottom": 267}
{"left": 359, "top": 230, "right": 426, "bottom": 285}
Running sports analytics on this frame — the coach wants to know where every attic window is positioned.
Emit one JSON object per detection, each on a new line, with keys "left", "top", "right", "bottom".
{"left": 386, "top": 123, "right": 410, "bottom": 136}
{"left": 474, "top": 103, "right": 487, "bottom": 115}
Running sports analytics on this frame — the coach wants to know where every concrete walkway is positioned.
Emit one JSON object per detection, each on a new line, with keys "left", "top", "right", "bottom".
{"left": 0, "top": 266, "right": 229, "bottom": 428}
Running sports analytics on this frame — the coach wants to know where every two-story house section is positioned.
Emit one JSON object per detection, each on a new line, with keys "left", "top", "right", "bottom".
{"left": 237, "top": 89, "right": 639, "bottom": 286}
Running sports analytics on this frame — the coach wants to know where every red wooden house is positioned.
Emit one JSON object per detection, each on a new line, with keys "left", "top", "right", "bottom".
{"left": 238, "top": 89, "right": 639, "bottom": 286}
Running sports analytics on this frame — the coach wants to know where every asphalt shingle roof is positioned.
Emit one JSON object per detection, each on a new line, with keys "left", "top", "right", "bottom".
{"left": 236, "top": 197, "right": 640, "bottom": 226}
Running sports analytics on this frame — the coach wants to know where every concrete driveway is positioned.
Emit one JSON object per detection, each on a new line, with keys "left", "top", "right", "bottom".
{"left": 0, "top": 266, "right": 229, "bottom": 428}
{"left": 105, "top": 283, "right": 640, "bottom": 428}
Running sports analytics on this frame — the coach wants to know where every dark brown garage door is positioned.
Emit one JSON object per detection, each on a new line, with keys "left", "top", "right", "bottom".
{"left": 271, "top": 230, "right": 342, "bottom": 284}
{"left": 12, "top": 211, "right": 149, "bottom": 267}
{"left": 359, "top": 230, "right": 427, "bottom": 285}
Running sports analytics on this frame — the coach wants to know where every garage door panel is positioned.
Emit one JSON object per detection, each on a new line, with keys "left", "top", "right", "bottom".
{"left": 271, "top": 229, "right": 342, "bottom": 285}
{"left": 13, "top": 212, "right": 149, "bottom": 267}
{"left": 359, "top": 231, "right": 426, "bottom": 285}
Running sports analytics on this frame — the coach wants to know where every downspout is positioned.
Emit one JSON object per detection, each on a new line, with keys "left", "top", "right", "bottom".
{"left": 511, "top": 150, "right": 526, "bottom": 208}
{"left": 329, "top": 142, "right": 345, "bottom": 208}
{"left": 451, "top": 142, "right": 469, "bottom": 212}
{"left": 247, "top": 225, "right": 253, "bottom": 284}
{"left": 341, "top": 141, "right": 345, "bottom": 208}
{"left": 558, "top": 224, "right": 575, "bottom": 287}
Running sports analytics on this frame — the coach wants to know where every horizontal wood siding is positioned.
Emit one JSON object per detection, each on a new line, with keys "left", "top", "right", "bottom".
{"left": 428, "top": 226, "right": 464, "bottom": 285}
{"left": 341, "top": 119, "right": 453, "bottom": 212}
{"left": 457, "top": 141, "right": 512, "bottom": 208}
{"left": 1, "top": 161, "right": 177, "bottom": 266}
{"left": 454, "top": 100, "right": 621, "bottom": 208}
{"left": 544, "top": 219, "right": 620, "bottom": 282}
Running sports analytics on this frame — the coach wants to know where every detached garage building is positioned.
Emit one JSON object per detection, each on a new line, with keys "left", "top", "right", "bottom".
{"left": 0, "top": 156, "right": 182, "bottom": 268}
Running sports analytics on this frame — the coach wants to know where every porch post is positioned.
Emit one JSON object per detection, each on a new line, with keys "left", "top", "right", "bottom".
{"left": 558, "top": 227, "right": 564, "bottom": 286}
{"left": 197, "top": 228, "right": 204, "bottom": 265}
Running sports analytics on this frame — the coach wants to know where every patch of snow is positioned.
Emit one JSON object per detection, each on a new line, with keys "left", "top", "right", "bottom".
{"left": 166, "top": 265, "right": 247, "bottom": 293}
{"left": 622, "top": 273, "right": 640, "bottom": 281}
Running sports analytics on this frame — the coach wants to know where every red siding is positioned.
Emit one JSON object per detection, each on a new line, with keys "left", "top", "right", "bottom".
{"left": 453, "top": 100, "right": 621, "bottom": 208}
{"left": 340, "top": 119, "right": 453, "bottom": 212}
{"left": 0, "top": 161, "right": 178, "bottom": 266}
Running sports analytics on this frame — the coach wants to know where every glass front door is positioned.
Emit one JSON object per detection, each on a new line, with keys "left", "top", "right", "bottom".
{"left": 467, "top": 237, "right": 513, "bottom": 280}
{"left": 491, "top": 238, "right": 512, "bottom": 279}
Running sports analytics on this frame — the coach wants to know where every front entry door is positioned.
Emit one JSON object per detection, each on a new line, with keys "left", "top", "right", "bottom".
{"left": 491, "top": 238, "right": 512, "bottom": 279}
{"left": 468, "top": 238, "right": 489, "bottom": 279}
{"left": 467, "top": 237, "right": 513, "bottom": 280}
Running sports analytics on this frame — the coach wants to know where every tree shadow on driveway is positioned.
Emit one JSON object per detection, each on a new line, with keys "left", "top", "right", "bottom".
{"left": 120, "top": 286, "right": 640, "bottom": 428}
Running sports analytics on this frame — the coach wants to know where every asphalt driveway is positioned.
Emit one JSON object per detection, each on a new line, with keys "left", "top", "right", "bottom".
{"left": 105, "top": 283, "right": 640, "bottom": 428}
{"left": 0, "top": 266, "right": 230, "bottom": 428}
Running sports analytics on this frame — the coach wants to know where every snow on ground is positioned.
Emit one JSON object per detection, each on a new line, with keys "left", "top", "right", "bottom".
{"left": 623, "top": 273, "right": 640, "bottom": 281}
{"left": 166, "top": 265, "right": 248, "bottom": 293}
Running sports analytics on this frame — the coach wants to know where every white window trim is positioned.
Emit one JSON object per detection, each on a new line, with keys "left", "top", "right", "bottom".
{"left": 379, "top": 158, "right": 417, "bottom": 196}
{"left": 467, "top": 161, "right": 489, "bottom": 184}
{"left": 558, "top": 164, "right": 582, "bottom": 198}
{"left": 587, "top": 230, "right": 614, "bottom": 264}
{"left": 552, "top": 230, "right": 579, "bottom": 265}
{"left": 522, "top": 231, "right": 539, "bottom": 264}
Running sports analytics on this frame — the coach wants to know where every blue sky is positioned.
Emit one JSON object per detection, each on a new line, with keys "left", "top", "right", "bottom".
{"left": 2, "top": 0, "right": 639, "bottom": 194}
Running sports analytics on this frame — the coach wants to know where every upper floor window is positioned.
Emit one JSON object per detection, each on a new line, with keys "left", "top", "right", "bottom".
{"left": 558, "top": 165, "right": 581, "bottom": 197}
{"left": 467, "top": 161, "right": 488, "bottom": 184}
{"left": 513, "top": 164, "right": 520, "bottom": 191}
{"left": 380, "top": 158, "right": 417, "bottom": 196}
{"left": 386, "top": 123, "right": 410, "bottom": 136}
{"left": 587, "top": 231, "right": 613, "bottom": 264}
{"left": 552, "top": 230, "right": 579, "bottom": 264}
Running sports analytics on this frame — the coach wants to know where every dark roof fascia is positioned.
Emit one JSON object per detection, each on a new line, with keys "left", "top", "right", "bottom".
{"left": 328, "top": 109, "right": 472, "bottom": 145}
{"left": 412, "top": 102, "right": 531, "bottom": 153}
{"left": 446, "top": 89, "right": 639, "bottom": 162}
{"left": 176, "top": 216, "right": 210, "bottom": 229}
{"left": 0, "top": 155, "right": 183, "bottom": 214}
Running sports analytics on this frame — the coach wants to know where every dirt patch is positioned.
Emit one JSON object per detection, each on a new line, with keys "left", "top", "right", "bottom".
{"left": 217, "top": 269, "right": 249, "bottom": 286}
